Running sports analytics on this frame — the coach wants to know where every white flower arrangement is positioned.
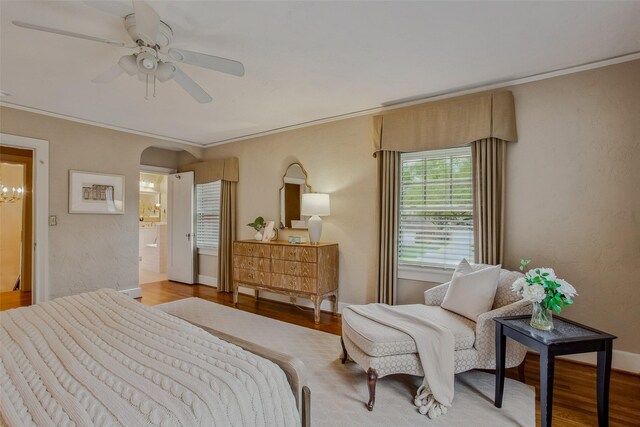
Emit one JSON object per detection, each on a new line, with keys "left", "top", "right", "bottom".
{"left": 512, "top": 259, "right": 577, "bottom": 313}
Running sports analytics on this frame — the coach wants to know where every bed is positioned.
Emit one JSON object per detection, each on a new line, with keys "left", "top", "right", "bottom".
{"left": 0, "top": 289, "right": 307, "bottom": 427}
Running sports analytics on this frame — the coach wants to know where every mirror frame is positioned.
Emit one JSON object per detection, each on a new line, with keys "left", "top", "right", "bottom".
{"left": 279, "top": 162, "right": 312, "bottom": 229}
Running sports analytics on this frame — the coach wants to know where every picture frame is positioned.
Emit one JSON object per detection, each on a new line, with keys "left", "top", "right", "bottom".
{"left": 69, "top": 170, "right": 125, "bottom": 214}
{"left": 262, "top": 221, "right": 275, "bottom": 242}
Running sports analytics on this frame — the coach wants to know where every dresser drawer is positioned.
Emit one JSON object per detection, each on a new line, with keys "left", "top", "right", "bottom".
{"left": 271, "top": 245, "right": 317, "bottom": 262}
{"left": 271, "top": 274, "right": 317, "bottom": 293}
{"left": 234, "top": 242, "right": 271, "bottom": 258}
{"left": 234, "top": 255, "right": 270, "bottom": 272}
{"left": 234, "top": 268, "right": 270, "bottom": 286}
{"left": 271, "top": 260, "right": 317, "bottom": 278}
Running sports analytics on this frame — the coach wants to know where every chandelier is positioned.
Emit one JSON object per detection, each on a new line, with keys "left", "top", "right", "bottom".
{"left": 0, "top": 182, "right": 24, "bottom": 204}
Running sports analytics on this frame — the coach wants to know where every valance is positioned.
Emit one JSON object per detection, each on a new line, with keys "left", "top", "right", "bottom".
{"left": 178, "top": 157, "right": 239, "bottom": 184}
{"left": 372, "top": 91, "right": 517, "bottom": 153}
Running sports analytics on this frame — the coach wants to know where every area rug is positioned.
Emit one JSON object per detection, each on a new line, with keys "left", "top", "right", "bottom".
{"left": 155, "top": 298, "right": 535, "bottom": 426}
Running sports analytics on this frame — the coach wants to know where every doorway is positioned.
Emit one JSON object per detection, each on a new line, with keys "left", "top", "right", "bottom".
{"left": 0, "top": 146, "right": 33, "bottom": 309}
{"left": 139, "top": 171, "right": 169, "bottom": 285}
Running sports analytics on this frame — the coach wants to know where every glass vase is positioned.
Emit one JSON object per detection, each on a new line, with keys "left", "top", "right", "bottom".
{"left": 530, "top": 302, "right": 554, "bottom": 331}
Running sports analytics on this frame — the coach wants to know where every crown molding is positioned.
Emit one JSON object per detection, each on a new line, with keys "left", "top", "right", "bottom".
{"left": 204, "top": 51, "right": 640, "bottom": 148}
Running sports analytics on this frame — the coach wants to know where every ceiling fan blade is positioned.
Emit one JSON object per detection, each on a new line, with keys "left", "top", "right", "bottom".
{"left": 168, "top": 48, "right": 245, "bottom": 77}
{"left": 118, "top": 54, "right": 138, "bottom": 75}
{"left": 12, "top": 20, "right": 125, "bottom": 47}
{"left": 171, "top": 65, "right": 212, "bottom": 103}
{"left": 132, "top": 0, "right": 160, "bottom": 45}
{"left": 92, "top": 63, "right": 125, "bottom": 83}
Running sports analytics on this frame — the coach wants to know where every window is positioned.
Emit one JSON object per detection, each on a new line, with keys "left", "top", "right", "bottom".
{"left": 196, "top": 181, "right": 221, "bottom": 250}
{"left": 399, "top": 146, "right": 474, "bottom": 269}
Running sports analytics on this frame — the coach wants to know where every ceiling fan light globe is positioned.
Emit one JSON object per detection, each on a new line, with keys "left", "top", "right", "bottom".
{"left": 156, "top": 62, "right": 175, "bottom": 82}
{"left": 136, "top": 51, "right": 157, "bottom": 74}
{"left": 142, "top": 58, "right": 154, "bottom": 69}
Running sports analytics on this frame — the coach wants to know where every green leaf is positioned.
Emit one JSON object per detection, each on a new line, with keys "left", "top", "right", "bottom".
{"left": 519, "top": 258, "right": 532, "bottom": 271}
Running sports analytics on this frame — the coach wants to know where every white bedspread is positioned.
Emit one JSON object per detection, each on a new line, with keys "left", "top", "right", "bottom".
{"left": 0, "top": 289, "right": 299, "bottom": 427}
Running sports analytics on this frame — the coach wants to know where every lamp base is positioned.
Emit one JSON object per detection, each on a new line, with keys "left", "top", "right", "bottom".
{"left": 307, "top": 215, "right": 323, "bottom": 244}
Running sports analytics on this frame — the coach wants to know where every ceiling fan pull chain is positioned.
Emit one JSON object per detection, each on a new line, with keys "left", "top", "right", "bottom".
{"left": 145, "top": 73, "right": 149, "bottom": 100}
{"left": 153, "top": 74, "right": 157, "bottom": 98}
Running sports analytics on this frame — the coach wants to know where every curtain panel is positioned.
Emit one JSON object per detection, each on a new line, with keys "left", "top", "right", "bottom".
{"left": 372, "top": 91, "right": 516, "bottom": 154}
{"left": 217, "top": 180, "right": 237, "bottom": 292}
{"left": 377, "top": 151, "right": 400, "bottom": 304}
{"left": 472, "top": 138, "right": 506, "bottom": 265}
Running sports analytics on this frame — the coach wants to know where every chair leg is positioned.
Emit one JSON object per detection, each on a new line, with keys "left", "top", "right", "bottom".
{"left": 340, "top": 337, "right": 348, "bottom": 364}
{"left": 518, "top": 358, "right": 526, "bottom": 383}
{"left": 366, "top": 368, "right": 378, "bottom": 411}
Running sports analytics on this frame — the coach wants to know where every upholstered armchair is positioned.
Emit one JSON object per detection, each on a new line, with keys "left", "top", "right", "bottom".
{"left": 341, "top": 265, "right": 531, "bottom": 411}
{"left": 423, "top": 266, "right": 532, "bottom": 372}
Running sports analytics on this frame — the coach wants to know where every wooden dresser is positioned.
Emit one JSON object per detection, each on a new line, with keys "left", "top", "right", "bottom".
{"left": 233, "top": 240, "right": 339, "bottom": 323}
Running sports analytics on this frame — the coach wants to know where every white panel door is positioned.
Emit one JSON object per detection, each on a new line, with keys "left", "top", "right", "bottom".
{"left": 168, "top": 172, "right": 195, "bottom": 284}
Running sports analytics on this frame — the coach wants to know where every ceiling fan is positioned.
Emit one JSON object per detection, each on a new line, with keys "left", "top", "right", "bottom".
{"left": 12, "top": 0, "right": 245, "bottom": 103}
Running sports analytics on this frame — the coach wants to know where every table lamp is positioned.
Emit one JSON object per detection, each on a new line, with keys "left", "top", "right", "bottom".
{"left": 301, "top": 193, "right": 330, "bottom": 244}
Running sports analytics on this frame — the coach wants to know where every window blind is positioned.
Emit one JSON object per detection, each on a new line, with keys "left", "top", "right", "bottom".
{"left": 399, "top": 146, "right": 474, "bottom": 269}
{"left": 196, "top": 180, "right": 221, "bottom": 249}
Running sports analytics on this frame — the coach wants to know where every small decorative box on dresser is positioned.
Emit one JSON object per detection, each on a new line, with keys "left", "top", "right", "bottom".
{"left": 233, "top": 240, "right": 339, "bottom": 323}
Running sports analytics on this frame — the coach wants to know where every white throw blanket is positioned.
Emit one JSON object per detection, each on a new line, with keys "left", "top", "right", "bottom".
{"left": 0, "top": 289, "right": 299, "bottom": 427}
{"left": 346, "top": 304, "right": 455, "bottom": 419}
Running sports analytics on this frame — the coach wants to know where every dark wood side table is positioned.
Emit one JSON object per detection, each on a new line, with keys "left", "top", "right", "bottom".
{"left": 494, "top": 315, "right": 616, "bottom": 427}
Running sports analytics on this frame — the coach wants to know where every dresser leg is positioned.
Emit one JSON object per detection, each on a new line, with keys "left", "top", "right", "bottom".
{"left": 311, "top": 296, "right": 321, "bottom": 323}
{"left": 330, "top": 293, "right": 338, "bottom": 314}
{"left": 233, "top": 286, "right": 239, "bottom": 305}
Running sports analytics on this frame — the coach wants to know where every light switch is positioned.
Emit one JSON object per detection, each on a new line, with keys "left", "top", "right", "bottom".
{"left": 49, "top": 215, "right": 57, "bottom": 226}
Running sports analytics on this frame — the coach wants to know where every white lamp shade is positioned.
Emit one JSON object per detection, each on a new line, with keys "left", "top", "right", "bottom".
{"left": 301, "top": 193, "right": 330, "bottom": 216}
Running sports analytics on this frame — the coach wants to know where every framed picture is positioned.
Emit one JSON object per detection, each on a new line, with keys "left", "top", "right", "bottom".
{"left": 69, "top": 170, "right": 125, "bottom": 214}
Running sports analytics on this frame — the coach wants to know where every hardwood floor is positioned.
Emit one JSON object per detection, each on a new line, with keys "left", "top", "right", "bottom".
{"left": 139, "top": 280, "right": 341, "bottom": 335}
{"left": 0, "top": 291, "right": 31, "bottom": 310}
{"left": 140, "top": 281, "right": 640, "bottom": 427}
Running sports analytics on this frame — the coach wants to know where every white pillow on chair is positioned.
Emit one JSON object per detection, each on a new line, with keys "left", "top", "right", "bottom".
{"left": 441, "top": 259, "right": 501, "bottom": 321}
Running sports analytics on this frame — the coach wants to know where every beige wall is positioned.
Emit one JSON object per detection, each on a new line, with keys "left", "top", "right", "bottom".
{"left": 0, "top": 107, "right": 201, "bottom": 299}
{"left": 0, "top": 163, "right": 24, "bottom": 292}
{"left": 503, "top": 60, "right": 640, "bottom": 353}
{"left": 140, "top": 146, "right": 198, "bottom": 170}
{"left": 140, "top": 147, "right": 181, "bottom": 170}
{"left": 198, "top": 253, "right": 218, "bottom": 279}
{"left": 203, "top": 116, "right": 379, "bottom": 305}
{"left": 204, "top": 60, "right": 640, "bottom": 353}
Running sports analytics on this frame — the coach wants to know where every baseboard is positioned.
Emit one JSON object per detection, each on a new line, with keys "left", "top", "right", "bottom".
{"left": 119, "top": 287, "right": 142, "bottom": 299}
{"left": 237, "top": 287, "right": 349, "bottom": 313}
{"left": 557, "top": 350, "right": 640, "bottom": 375}
{"left": 197, "top": 275, "right": 218, "bottom": 287}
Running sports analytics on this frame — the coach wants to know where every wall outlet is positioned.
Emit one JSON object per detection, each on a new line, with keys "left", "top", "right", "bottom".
{"left": 48, "top": 215, "right": 57, "bottom": 226}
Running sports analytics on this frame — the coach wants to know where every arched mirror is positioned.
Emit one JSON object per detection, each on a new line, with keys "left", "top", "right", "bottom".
{"left": 279, "top": 162, "right": 312, "bottom": 229}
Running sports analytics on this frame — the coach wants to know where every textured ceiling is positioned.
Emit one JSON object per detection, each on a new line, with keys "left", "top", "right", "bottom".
{"left": 1, "top": 1, "right": 639, "bottom": 146}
